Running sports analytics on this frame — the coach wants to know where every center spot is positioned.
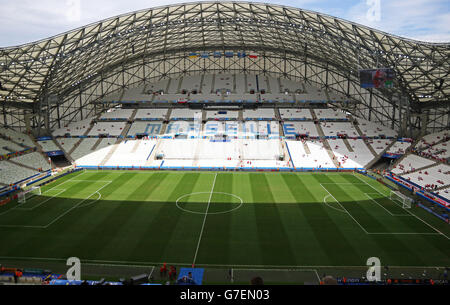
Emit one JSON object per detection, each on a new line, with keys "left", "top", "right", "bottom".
{"left": 176, "top": 192, "right": 243, "bottom": 215}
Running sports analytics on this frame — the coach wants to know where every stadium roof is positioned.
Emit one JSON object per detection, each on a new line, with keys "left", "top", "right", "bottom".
{"left": 0, "top": 1, "right": 448, "bottom": 108}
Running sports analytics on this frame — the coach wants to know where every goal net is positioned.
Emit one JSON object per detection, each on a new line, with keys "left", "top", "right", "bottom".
{"left": 390, "top": 190, "right": 413, "bottom": 209}
{"left": 18, "top": 186, "right": 41, "bottom": 204}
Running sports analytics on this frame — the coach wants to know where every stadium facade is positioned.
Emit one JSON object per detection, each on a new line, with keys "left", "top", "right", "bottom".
{"left": 0, "top": 1, "right": 448, "bottom": 135}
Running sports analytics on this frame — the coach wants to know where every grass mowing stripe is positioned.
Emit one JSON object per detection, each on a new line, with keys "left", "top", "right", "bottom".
{"left": 289, "top": 174, "right": 363, "bottom": 265}
{"left": 192, "top": 173, "right": 217, "bottom": 266}
{"left": 78, "top": 173, "right": 171, "bottom": 261}
{"left": 37, "top": 172, "right": 138, "bottom": 259}
{"left": 196, "top": 173, "right": 234, "bottom": 265}
{"left": 249, "top": 173, "right": 296, "bottom": 266}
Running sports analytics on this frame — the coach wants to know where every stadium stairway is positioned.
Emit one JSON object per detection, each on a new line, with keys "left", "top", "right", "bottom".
{"left": 238, "top": 109, "right": 244, "bottom": 121}
{"left": 144, "top": 140, "right": 162, "bottom": 166}
{"left": 165, "top": 78, "right": 172, "bottom": 94}
{"left": 129, "top": 109, "right": 138, "bottom": 121}
{"left": 98, "top": 140, "right": 122, "bottom": 167}
{"left": 310, "top": 109, "right": 318, "bottom": 121}
{"left": 91, "top": 138, "right": 104, "bottom": 151}
{"left": 365, "top": 140, "right": 396, "bottom": 169}
{"left": 192, "top": 138, "right": 203, "bottom": 167}
{"left": 351, "top": 116, "right": 379, "bottom": 157}
{"left": 7, "top": 157, "right": 40, "bottom": 172}
{"left": 165, "top": 109, "right": 172, "bottom": 121}
{"left": 314, "top": 120, "right": 340, "bottom": 168}
{"left": 211, "top": 74, "right": 216, "bottom": 94}
{"left": 52, "top": 139, "right": 74, "bottom": 163}
{"left": 176, "top": 76, "right": 183, "bottom": 93}
{"left": 67, "top": 114, "right": 100, "bottom": 156}
{"left": 31, "top": 138, "right": 55, "bottom": 170}
{"left": 342, "top": 138, "right": 355, "bottom": 152}
{"left": 274, "top": 107, "right": 282, "bottom": 121}
{"left": 302, "top": 141, "right": 311, "bottom": 154}
{"left": 131, "top": 140, "right": 141, "bottom": 153}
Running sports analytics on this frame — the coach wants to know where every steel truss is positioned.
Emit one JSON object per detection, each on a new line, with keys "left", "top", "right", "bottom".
{"left": 0, "top": 1, "right": 448, "bottom": 135}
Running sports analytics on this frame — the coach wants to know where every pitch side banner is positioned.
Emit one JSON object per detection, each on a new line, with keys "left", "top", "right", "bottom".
{"left": 359, "top": 68, "right": 396, "bottom": 89}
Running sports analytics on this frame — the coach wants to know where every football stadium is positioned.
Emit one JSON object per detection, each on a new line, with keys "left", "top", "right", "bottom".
{"left": 0, "top": 1, "right": 449, "bottom": 287}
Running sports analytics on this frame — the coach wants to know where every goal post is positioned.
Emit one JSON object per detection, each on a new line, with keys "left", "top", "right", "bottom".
{"left": 390, "top": 190, "right": 413, "bottom": 209}
{"left": 18, "top": 186, "right": 41, "bottom": 204}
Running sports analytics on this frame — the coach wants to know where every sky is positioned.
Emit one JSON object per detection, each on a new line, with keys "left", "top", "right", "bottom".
{"left": 0, "top": 0, "right": 449, "bottom": 47}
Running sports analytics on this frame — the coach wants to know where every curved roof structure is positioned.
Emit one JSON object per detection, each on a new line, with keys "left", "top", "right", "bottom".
{"left": 0, "top": 1, "right": 448, "bottom": 132}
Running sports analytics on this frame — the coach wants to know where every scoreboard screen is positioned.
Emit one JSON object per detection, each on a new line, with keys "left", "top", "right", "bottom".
{"left": 359, "top": 68, "right": 396, "bottom": 89}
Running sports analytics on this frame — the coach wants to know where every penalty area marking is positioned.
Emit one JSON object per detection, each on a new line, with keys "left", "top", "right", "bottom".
{"left": 322, "top": 194, "right": 346, "bottom": 213}
{"left": 176, "top": 192, "right": 244, "bottom": 215}
{"left": 0, "top": 181, "right": 112, "bottom": 229}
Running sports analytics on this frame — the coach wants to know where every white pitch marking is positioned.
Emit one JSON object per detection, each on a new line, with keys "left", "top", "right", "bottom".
{"left": 320, "top": 183, "right": 370, "bottom": 234}
{"left": 364, "top": 193, "right": 412, "bottom": 217}
{"left": 354, "top": 173, "right": 450, "bottom": 240}
{"left": 192, "top": 172, "right": 218, "bottom": 266}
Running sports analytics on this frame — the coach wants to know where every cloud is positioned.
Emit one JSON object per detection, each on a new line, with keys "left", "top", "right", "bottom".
{"left": 0, "top": 0, "right": 448, "bottom": 46}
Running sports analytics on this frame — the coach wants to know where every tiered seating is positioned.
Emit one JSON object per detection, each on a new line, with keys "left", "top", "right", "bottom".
{"left": 268, "top": 77, "right": 280, "bottom": 93}
{"left": 74, "top": 138, "right": 117, "bottom": 166}
{"left": 0, "top": 138, "right": 25, "bottom": 154}
{"left": 180, "top": 75, "right": 202, "bottom": 93}
{"left": 347, "top": 139, "right": 375, "bottom": 167}
{"left": 121, "top": 86, "right": 147, "bottom": 101}
{"left": 235, "top": 74, "right": 246, "bottom": 94}
{"left": 71, "top": 138, "right": 115, "bottom": 161}
{"left": 167, "top": 77, "right": 182, "bottom": 93}
{"left": 214, "top": 74, "right": 233, "bottom": 92}
{"left": 145, "top": 79, "right": 169, "bottom": 94}
{"left": 204, "top": 122, "right": 239, "bottom": 137}
{"left": 283, "top": 122, "right": 320, "bottom": 137}
{"left": 201, "top": 75, "right": 213, "bottom": 94}
{"left": 279, "top": 108, "right": 312, "bottom": 120}
{"left": 11, "top": 152, "right": 51, "bottom": 171}
{"left": 56, "top": 138, "right": 80, "bottom": 153}
{"left": 243, "top": 109, "right": 275, "bottom": 120}
{"left": 52, "top": 118, "right": 93, "bottom": 137}
{"left": 100, "top": 109, "right": 134, "bottom": 120}
{"left": 38, "top": 140, "right": 60, "bottom": 152}
{"left": 367, "top": 139, "right": 393, "bottom": 155}
{"left": 328, "top": 139, "right": 366, "bottom": 168}
{"left": 153, "top": 93, "right": 188, "bottom": 103}
{"left": 88, "top": 122, "right": 127, "bottom": 136}
{"left": 242, "top": 121, "right": 279, "bottom": 137}
{"left": 280, "top": 78, "right": 304, "bottom": 93}
{"left": 314, "top": 108, "right": 348, "bottom": 120}
{"left": 0, "top": 127, "right": 35, "bottom": 147}
{"left": 224, "top": 93, "right": 258, "bottom": 103}
{"left": 391, "top": 154, "right": 437, "bottom": 175}
{"left": 128, "top": 122, "right": 163, "bottom": 137}
{"left": 320, "top": 122, "right": 359, "bottom": 137}
{"left": 418, "top": 140, "right": 450, "bottom": 160}
{"left": 105, "top": 140, "right": 157, "bottom": 167}
{"left": 170, "top": 109, "right": 202, "bottom": 120}
{"left": 206, "top": 110, "right": 239, "bottom": 120}
{"left": 286, "top": 140, "right": 336, "bottom": 169}
{"left": 0, "top": 161, "right": 40, "bottom": 185}
{"left": 260, "top": 93, "right": 295, "bottom": 103}
{"left": 165, "top": 121, "right": 199, "bottom": 135}
{"left": 417, "top": 130, "right": 449, "bottom": 149}
{"left": 387, "top": 141, "right": 412, "bottom": 154}
{"left": 355, "top": 117, "right": 397, "bottom": 138}
{"left": 242, "top": 139, "right": 281, "bottom": 160}
{"left": 134, "top": 109, "right": 168, "bottom": 120}
{"left": 402, "top": 164, "right": 450, "bottom": 189}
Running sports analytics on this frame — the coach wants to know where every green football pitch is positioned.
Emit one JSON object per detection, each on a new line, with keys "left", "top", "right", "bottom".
{"left": 0, "top": 170, "right": 449, "bottom": 283}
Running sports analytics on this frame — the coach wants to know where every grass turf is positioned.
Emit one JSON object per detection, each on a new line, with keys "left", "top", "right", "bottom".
{"left": 0, "top": 170, "right": 448, "bottom": 281}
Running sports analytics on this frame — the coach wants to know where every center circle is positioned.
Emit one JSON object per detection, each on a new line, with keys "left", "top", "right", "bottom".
{"left": 176, "top": 192, "right": 243, "bottom": 215}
